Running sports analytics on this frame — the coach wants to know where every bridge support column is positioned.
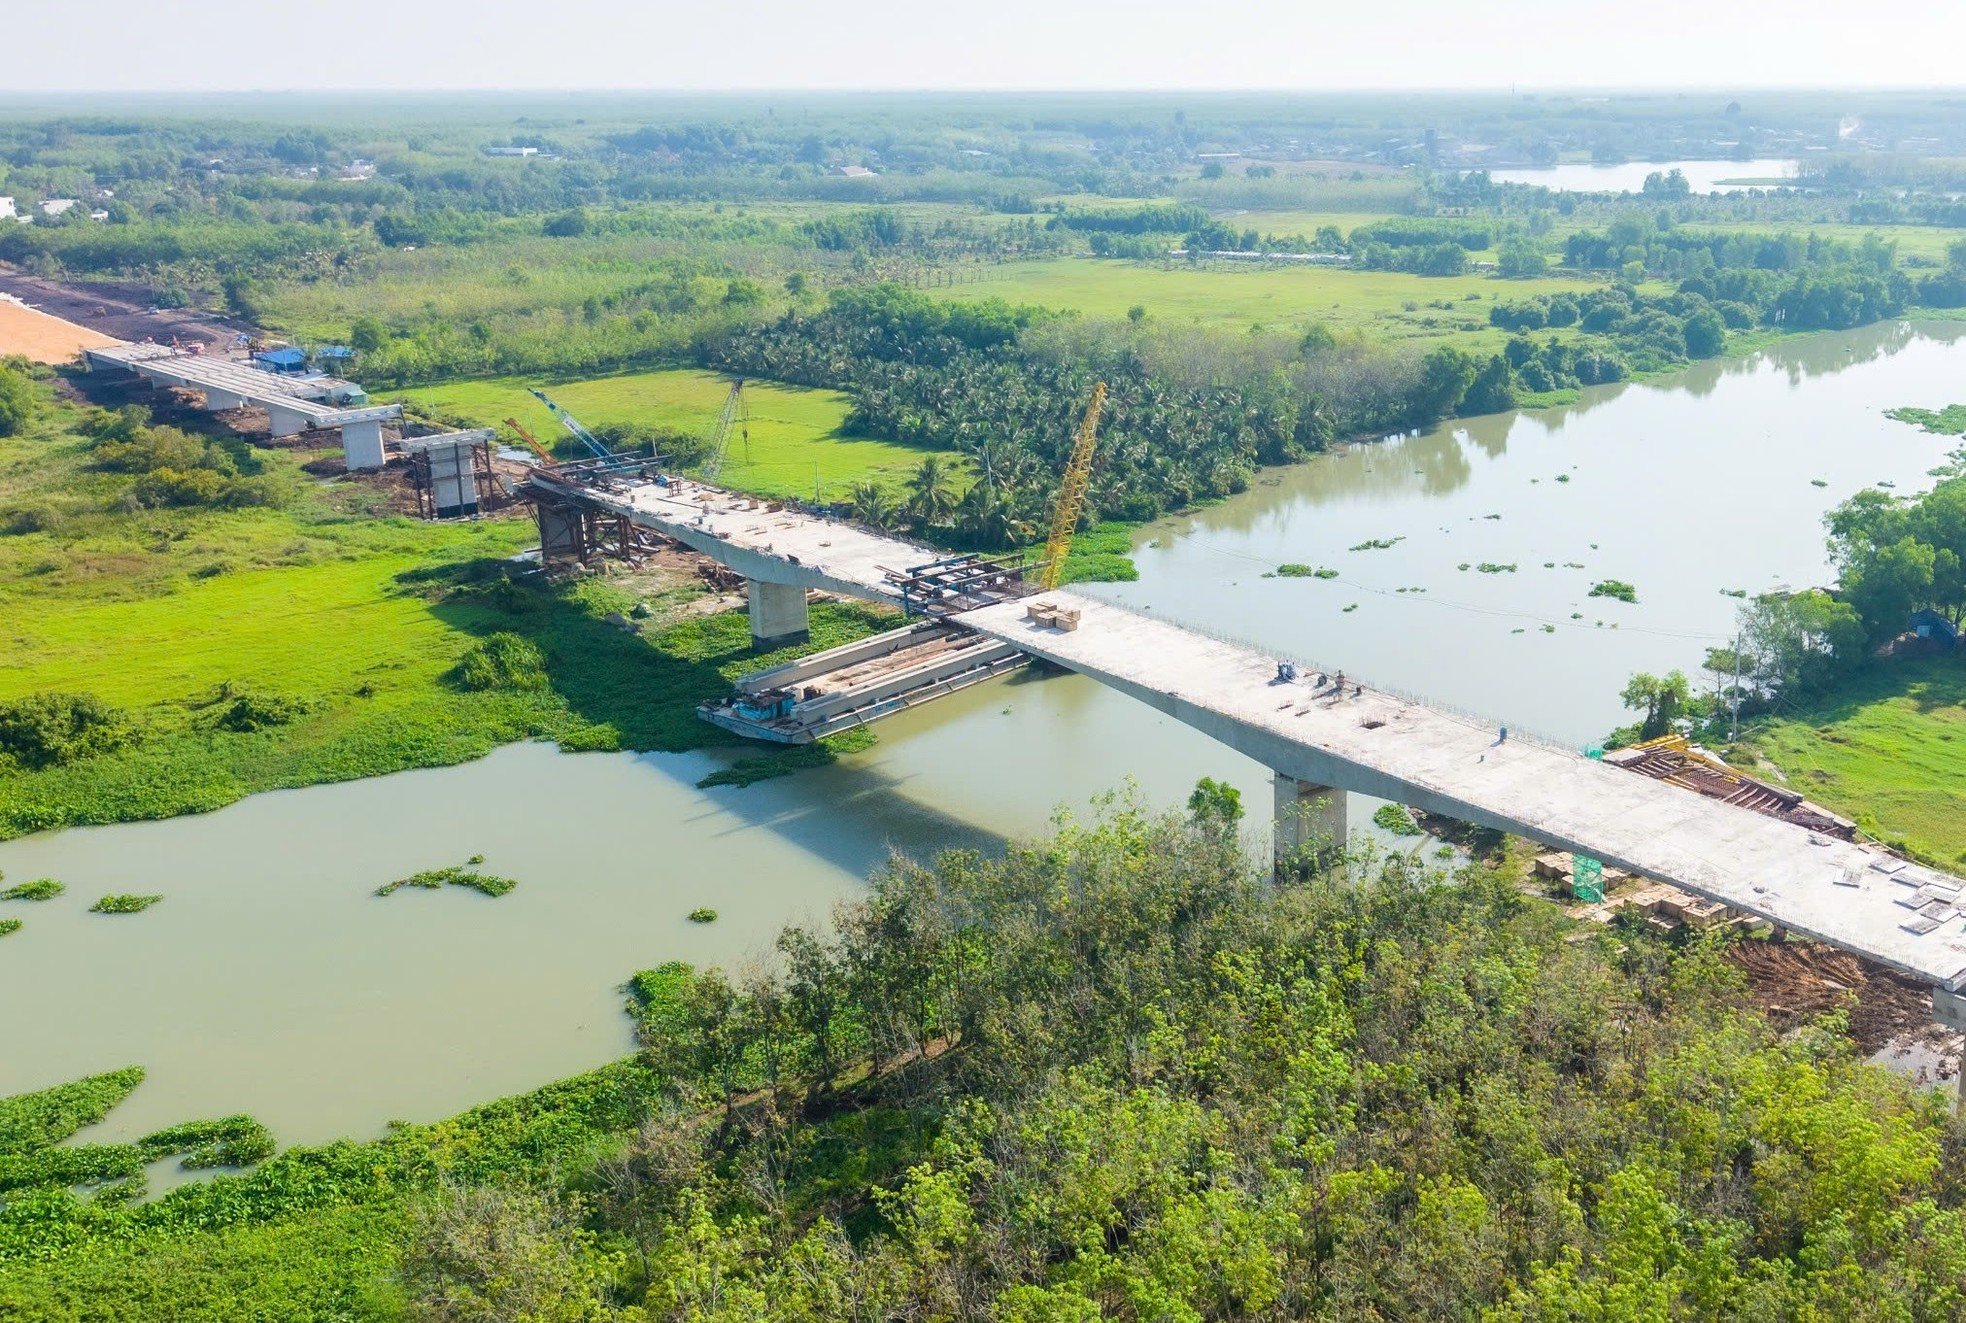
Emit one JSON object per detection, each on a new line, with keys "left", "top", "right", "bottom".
{"left": 748, "top": 579, "right": 810, "bottom": 651}
{"left": 1934, "top": 987, "right": 1966, "bottom": 1115}
{"left": 266, "top": 404, "right": 309, "bottom": 440}
{"left": 339, "top": 418, "right": 387, "bottom": 471}
{"left": 1274, "top": 774, "right": 1347, "bottom": 876}
{"left": 203, "top": 387, "right": 245, "bottom": 411}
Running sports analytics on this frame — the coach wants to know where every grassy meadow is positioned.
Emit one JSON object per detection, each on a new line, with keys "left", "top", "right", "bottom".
{"left": 0, "top": 376, "right": 894, "bottom": 838}
{"left": 399, "top": 368, "right": 938, "bottom": 500}
{"left": 1743, "top": 655, "right": 1966, "bottom": 865}
{"left": 929, "top": 257, "right": 1600, "bottom": 347}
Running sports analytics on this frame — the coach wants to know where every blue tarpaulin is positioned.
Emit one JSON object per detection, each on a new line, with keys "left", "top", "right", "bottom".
{"left": 253, "top": 347, "right": 307, "bottom": 369}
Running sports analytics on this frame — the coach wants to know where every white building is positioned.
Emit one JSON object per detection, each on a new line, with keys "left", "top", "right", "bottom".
{"left": 484, "top": 146, "right": 538, "bottom": 158}
{"left": 0, "top": 197, "right": 15, "bottom": 220}
{"left": 39, "top": 198, "right": 78, "bottom": 217}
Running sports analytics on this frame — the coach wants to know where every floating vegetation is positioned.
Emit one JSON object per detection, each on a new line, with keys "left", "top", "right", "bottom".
{"left": 376, "top": 866, "right": 516, "bottom": 898}
{"left": 1275, "top": 563, "right": 1338, "bottom": 579}
{"left": 1342, "top": 603, "right": 1358, "bottom": 612}
{"left": 1372, "top": 804, "right": 1423, "bottom": 837}
{"left": 1457, "top": 562, "right": 1470, "bottom": 571}
{"left": 1542, "top": 624, "right": 1556, "bottom": 633}
{"left": 138, "top": 1116, "right": 275, "bottom": 1170}
{"left": 1811, "top": 479, "right": 1829, "bottom": 488}
{"left": 1476, "top": 562, "right": 1517, "bottom": 574}
{"left": 1543, "top": 562, "right": 1555, "bottom": 568}
{"left": 1348, "top": 537, "right": 1404, "bottom": 552}
{"left": 1482, "top": 513, "right": 1502, "bottom": 521}
{"left": 1588, "top": 580, "right": 1638, "bottom": 603}
{"left": 1720, "top": 588, "right": 1747, "bottom": 598}
{"left": 467, "top": 853, "right": 485, "bottom": 865}
{"left": 0, "top": 918, "right": 19, "bottom": 938}
{"left": 1555, "top": 474, "right": 1571, "bottom": 483}
{"left": 1511, "top": 628, "right": 1526, "bottom": 634}
{"left": 1564, "top": 561, "right": 1586, "bottom": 569}
{"left": 1, "top": 878, "right": 63, "bottom": 901}
{"left": 687, "top": 908, "right": 718, "bottom": 923}
{"left": 90, "top": 894, "right": 162, "bottom": 914}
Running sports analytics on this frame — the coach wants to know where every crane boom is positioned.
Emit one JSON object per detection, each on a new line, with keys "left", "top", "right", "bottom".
{"left": 1038, "top": 382, "right": 1107, "bottom": 591}
{"left": 700, "top": 378, "right": 747, "bottom": 483}
{"left": 503, "top": 416, "right": 555, "bottom": 466}
{"left": 527, "top": 388, "right": 615, "bottom": 464}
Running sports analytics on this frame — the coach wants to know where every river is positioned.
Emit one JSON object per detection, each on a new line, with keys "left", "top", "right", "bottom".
{"left": 1488, "top": 157, "right": 1802, "bottom": 194}
{"left": 3, "top": 320, "right": 1962, "bottom": 1145}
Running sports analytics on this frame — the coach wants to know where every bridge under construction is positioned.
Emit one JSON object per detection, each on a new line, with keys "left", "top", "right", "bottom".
{"left": 522, "top": 460, "right": 1966, "bottom": 1024}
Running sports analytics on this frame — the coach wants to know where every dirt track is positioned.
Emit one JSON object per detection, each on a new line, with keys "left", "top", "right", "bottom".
{"left": 0, "top": 295, "right": 120, "bottom": 363}
{"left": 0, "top": 266, "right": 242, "bottom": 354}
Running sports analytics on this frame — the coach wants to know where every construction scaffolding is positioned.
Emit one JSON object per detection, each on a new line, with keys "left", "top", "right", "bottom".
{"left": 885, "top": 553, "right": 1031, "bottom": 617}
{"left": 404, "top": 431, "right": 496, "bottom": 520}
{"left": 530, "top": 489, "right": 666, "bottom": 570}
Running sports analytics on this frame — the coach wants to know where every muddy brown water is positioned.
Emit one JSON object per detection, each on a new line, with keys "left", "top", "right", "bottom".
{"left": 4, "top": 320, "right": 1962, "bottom": 1144}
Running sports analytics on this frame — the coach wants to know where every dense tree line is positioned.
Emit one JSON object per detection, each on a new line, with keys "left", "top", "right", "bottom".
{"left": 405, "top": 805, "right": 1966, "bottom": 1319}
{"left": 711, "top": 286, "right": 1522, "bottom": 535}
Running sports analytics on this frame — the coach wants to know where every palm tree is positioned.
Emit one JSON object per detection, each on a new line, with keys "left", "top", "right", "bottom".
{"left": 847, "top": 481, "right": 899, "bottom": 532}
{"left": 904, "top": 456, "right": 956, "bottom": 531}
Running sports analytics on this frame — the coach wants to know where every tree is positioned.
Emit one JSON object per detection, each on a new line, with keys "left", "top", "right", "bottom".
{"left": 1682, "top": 307, "right": 1726, "bottom": 358}
{"left": 1187, "top": 776, "right": 1243, "bottom": 827}
{"left": 348, "top": 316, "right": 386, "bottom": 354}
{"left": 1842, "top": 535, "right": 1935, "bottom": 643}
{"left": 1619, "top": 670, "right": 1693, "bottom": 740}
{"left": 1737, "top": 591, "right": 1865, "bottom": 699}
{"left": 397, "top": 1183, "right": 610, "bottom": 1323}
{"left": 1496, "top": 240, "right": 1548, "bottom": 279}
{"left": 904, "top": 456, "right": 957, "bottom": 530}
{"left": 847, "top": 481, "right": 899, "bottom": 531}
{"left": 1461, "top": 355, "right": 1517, "bottom": 415}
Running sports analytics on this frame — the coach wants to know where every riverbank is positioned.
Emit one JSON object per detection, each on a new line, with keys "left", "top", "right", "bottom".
{"left": 0, "top": 370, "right": 899, "bottom": 840}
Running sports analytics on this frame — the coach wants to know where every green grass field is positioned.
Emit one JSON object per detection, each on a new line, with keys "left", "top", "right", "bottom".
{"left": 928, "top": 257, "right": 1601, "bottom": 347}
{"left": 1743, "top": 656, "right": 1966, "bottom": 866}
{"left": 399, "top": 368, "right": 938, "bottom": 501}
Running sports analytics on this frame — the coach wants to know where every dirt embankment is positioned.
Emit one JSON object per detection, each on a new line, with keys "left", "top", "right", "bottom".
{"left": 1725, "top": 939, "right": 1952, "bottom": 1063}
{"left": 0, "top": 265, "right": 244, "bottom": 355}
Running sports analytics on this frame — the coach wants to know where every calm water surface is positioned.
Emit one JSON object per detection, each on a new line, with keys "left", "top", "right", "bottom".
{"left": 1488, "top": 157, "right": 1802, "bottom": 193}
{"left": 4, "top": 321, "right": 1961, "bottom": 1142}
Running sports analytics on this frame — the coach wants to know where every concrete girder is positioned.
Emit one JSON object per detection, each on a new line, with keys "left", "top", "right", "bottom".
{"left": 266, "top": 404, "right": 310, "bottom": 440}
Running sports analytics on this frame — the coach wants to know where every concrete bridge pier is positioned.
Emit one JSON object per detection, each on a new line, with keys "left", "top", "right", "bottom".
{"left": 203, "top": 387, "right": 245, "bottom": 411}
{"left": 1274, "top": 773, "right": 1348, "bottom": 876}
{"left": 748, "top": 579, "right": 811, "bottom": 650}
{"left": 339, "top": 418, "right": 387, "bottom": 471}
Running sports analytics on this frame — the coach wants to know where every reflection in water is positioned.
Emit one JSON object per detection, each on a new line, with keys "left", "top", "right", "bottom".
{"left": 1093, "top": 321, "right": 1966, "bottom": 744}
{"left": 4, "top": 320, "right": 1962, "bottom": 1143}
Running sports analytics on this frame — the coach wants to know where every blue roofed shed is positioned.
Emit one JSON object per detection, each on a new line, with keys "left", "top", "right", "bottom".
{"left": 1909, "top": 608, "right": 1961, "bottom": 645}
{"left": 253, "top": 347, "right": 308, "bottom": 373}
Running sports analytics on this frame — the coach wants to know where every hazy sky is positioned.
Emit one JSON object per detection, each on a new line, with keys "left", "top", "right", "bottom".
{"left": 6, "top": 0, "right": 1965, "bottom": 93}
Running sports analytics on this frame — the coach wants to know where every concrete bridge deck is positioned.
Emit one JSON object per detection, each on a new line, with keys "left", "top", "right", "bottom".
{"left": 964, "top": 593, "right": 1966, "bottom": 991}
{"left": 83, "top": 342, "right": 402, "bottom": 465}
{"left": 531, "top": 470, "right": 1966, "bottom": 992}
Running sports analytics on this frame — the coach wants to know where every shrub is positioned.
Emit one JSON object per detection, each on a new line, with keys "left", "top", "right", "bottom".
{"left": 0, "top": 364, "right": 36, "bottom": 437}
{"left": 454, "top": 632, "right": 550, "bottom": 692}
{"left": 0, "top": 692, "right": 132, "bottom": 770}
{"left": 209, "top": 689, "right": 314, "bottom": 733}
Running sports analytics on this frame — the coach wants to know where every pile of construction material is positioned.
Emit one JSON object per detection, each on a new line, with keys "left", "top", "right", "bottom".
{"left": 1026, "top": 600, "right": 1082, "bottom": 632}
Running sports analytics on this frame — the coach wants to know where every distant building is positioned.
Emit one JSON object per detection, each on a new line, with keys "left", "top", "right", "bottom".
{"left": 0, "top": 197, "right": 14, "bottom": 220}
{"left": 252, "top": 347, "right": 310, "bottom": 375}
{"left": 38, "top": 199, "right": 77, "bottom": 217}
{"left": 484, "top": 146, "right": 538, "bottom": 158}
{"left": 833, "top": 165, "right": 876, "bottom": 178}
{"left": 89, "top": 209, "right": 109, "bottom": 222}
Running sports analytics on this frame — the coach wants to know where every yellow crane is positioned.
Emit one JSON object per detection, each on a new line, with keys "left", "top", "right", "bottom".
{"left": 504, "top": 416, "right": 555, "bottom": 466}
{"left": 1038, "top": 382, "right": 1107, "bottom": 591}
